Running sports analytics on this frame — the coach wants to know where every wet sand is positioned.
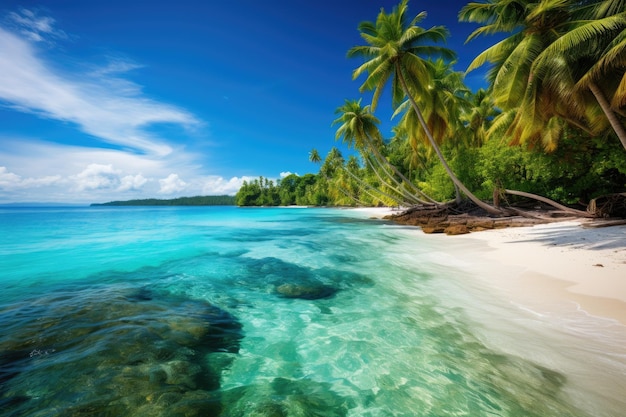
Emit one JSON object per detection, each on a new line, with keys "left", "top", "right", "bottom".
{"left": 451, "top": 220, "right": 626, "bottom": 325}
{"left": 359, "top": 209, "right": 626, "bottom": 417}
{"left": 359, "top": 207, "right": 626, "bottom": 325}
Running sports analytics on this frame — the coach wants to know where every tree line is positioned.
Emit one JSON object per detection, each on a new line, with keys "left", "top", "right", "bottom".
{"left": 237, "top": 0, "right": 626, "bottom": 212}
{"left": 92, "top": 195, "right": 235, "bottom": 206}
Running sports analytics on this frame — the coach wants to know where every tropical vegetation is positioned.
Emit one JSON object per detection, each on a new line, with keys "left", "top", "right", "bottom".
{"left": 92, "top": 195, "right": 235, "bottom": 206}
{"left": 237, "top": 0, "right": 626, "bottom": 214}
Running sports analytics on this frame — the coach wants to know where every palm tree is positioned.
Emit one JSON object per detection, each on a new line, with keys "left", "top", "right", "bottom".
{"left": 309, "top": 148, "right": 322, "bottom": 165}
{"left": 394, "top": 59, "right": 470, "bottom": 147}
{"left": 323, "top": 147, "right": 396, "bottom": 206}
{"left": 314, "top": 147, "right": 369, "bottom": 206}
{"left": 392, "top": 58, "right": 472, "bottom": 201}
{"left": 535, "top": 0, "right": 626, "bottom": 149}
{"left": 460, "top": 0, "right": 579, "bottom": 148}
{"left": 461, "top": 0, "right": 626, "bottom": 150}
{"left": 459, "top": 89, "right": 500, "bottom": 147}
{"left": 349, "top": 0, "right": 502, "bottom": 214}
{"left": 332, "top": 98, "right": 435, "bottom": 205}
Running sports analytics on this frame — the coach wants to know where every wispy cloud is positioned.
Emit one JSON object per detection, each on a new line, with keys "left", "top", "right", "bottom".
{"left": 0, "top": 13, "right": 200, "bottom": 156}
{"left": 7, "top": 8, "right": 67, "bottom": 43}
{"left": 0, "top": 9, "right": 252, "bottom": 204}
{"left": 0, "top": 166, "right": 62, "bottom": 190}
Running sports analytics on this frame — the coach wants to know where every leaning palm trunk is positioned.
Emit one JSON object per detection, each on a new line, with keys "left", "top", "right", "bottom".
{"left": 362, "top": 132, "right": 437, "bottom": 203}
{"left": 342, "top": 166, "right": 409, "bottom": 206}
{"left": 396, "top": 63, "right": 503, "bottom": 215}
{"left": 363, "top": 154, "right": 418, "bottom": 203}
{"left": 588, "top": 81, "right": 626, "bottom": 151}
{"left": 504, "top": 189, "right": 593, "bottom": 217}
{"left": 319, "top": 170, "right": 364, "bottom": 206}
{"left": 363, "top": 153, "right": 435, "bottom": 205}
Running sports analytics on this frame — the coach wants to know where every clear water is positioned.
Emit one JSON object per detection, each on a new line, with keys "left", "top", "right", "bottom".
{"left": 0, "top": 206, "right": 624, "bottom": 416}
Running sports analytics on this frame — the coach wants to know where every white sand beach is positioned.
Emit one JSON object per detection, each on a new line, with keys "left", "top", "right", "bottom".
{"left": 440, "top": 221, "right": 626, "bottom": 417}
{"left": 378, "top": 215, "right": 626, "bottom": 416}
{"left": 452, "top": 220, "right": 626, "bottom": 325}
{"left": 359, "top": 207, "right": 626, "bottom": 325}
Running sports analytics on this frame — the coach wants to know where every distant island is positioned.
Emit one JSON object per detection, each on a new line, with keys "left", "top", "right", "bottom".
{"left": 91, "top": 195, "right": 235, "bottom": 206}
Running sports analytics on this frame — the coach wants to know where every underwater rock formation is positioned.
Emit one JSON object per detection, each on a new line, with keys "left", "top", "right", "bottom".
{"left": 0, "top": 285, "right": 243, "bottom": 416}
{"left": 220, "top": 377, "right": 354, "bottom": 417}
{"left": 275, "top": 283, "right": 338, "bottom": 300}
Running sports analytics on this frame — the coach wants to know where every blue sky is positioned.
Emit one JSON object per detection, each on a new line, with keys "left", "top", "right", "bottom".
{"left": 0, "top": 0, "right": 495, "bottom": 204}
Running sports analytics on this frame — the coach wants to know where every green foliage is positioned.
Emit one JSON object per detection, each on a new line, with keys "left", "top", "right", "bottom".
{"left": 419, "top": 163, "right": 455, "bottom": 202}
{"left": 235, "top": 174, "right": 332, "bottom": 207}
{"left": 92, "top": 195, "right": 235, "bottom": 206}
{"left": 473, "top": 133, "right": 626, "bottom": 204}
{"left": 235, "top": 177, "right": 279, "bottom": 206}
{"left": 235, "top": 0, "right": 626, "bottom": 209}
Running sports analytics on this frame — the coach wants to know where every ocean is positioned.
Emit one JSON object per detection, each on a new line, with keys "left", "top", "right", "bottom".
{"left": 0, "top": 206, "right": 624, "bottom": 416}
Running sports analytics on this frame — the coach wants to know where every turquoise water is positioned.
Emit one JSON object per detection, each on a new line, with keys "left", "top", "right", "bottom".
{"left": 0, "top": 206, "right": 624, "bottom": 416}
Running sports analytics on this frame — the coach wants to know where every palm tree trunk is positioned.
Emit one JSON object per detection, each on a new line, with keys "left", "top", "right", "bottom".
{"left": 323, "top": 173, "right": 363, "bottom": 206}
{"left": 362, "top": 133, "right": 438, "bottom": 203}
{"left": 343, "top": 166, "right": 409, "bottom": 206}
{"left": 363, "top": 154, "right": 424, "bottom": 205}
{"left": 589, "top": 81, "right": 626, "bottom": 151}
{"left": 504, "top": 189, "right": 593, "bottom": 217}
{"left": 363, "top": 149, "right": 437, "bottom": 205}
{"left": 395, "top": 63, "right": 503, "bottom": 215}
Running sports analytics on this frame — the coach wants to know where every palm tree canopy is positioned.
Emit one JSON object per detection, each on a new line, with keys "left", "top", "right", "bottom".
{"left": 461, "top": 0, "right": 574, "bottom": 109}
{"left": 460, "top": 0, "right": 533, "bottom": 42}
{"left": 332, "top": 99, "right": 383, "bottom": 151}
{"left": 308, "top": 148, "right": 322, "bottom": 164}
{"left": 347, "top": 0, "right": 455, "bottom": 110}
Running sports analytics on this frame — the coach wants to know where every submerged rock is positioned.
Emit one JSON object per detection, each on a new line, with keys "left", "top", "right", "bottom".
{"left": 220, "top": 377, "right": 354, "bottom": 417}
{"left": 0, "top": 285, "right": 242, "bottom": 416}
{"left": 275, "top": 283, "right": 338, "bottom": 300}
{"left": 230, "top": 256, "right": 374, "bottom": 301}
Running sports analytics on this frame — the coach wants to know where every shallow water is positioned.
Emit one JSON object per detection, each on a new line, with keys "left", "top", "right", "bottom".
{"left": 0, "top": 206, "right": 624, "bottom": 416}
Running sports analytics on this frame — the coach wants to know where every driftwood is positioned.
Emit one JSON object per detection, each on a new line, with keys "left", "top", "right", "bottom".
{"left": 583, "top": 219, "right": 626, "bottom": 228}
{"left": 503, "top": 189, "right": 593, "bottom": 218}
{"left": 385, "top": 191, "right": 626, "bottom": 234}
{"left": 587, "top": 193, "right": 626, "bottom": 218}
{"left": 385, "top": 204, "right": 562, "bottom": 235}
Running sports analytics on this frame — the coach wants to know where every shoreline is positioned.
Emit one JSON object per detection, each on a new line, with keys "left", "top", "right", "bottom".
{"left": 441, "top": 220, "right": 626, "bottom": 326}
{"left": 357, "top": 207, "right": 626, "bottom": 326}
{"left": 356, "top": 208, "right": 626, "bottom": 415}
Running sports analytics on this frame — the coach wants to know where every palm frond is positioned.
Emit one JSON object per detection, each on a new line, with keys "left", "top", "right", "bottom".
{"left": 538, "top": 14, "right": 625, "bottom": 60}
{"left": 466, "top": 34, "right": 520, "bottom": 72}
{"left": 541, "top": 116, "right": 564, "bottom": 152}
{"left": 347, "top": 45, "right": 381, "bottom": 61}
{"left": 458, "top": 2, "right": 498, "bottom": 25}
{"left": 357, "top": 21, "right": 377, "bottom": 37}
{"left": 408, "top": 10, "right": 428, "bottom": 28}
{"left": 589, "top": 0, "right": 626, "bottom": 19}
{"left": 486, "top": 108, "right": 516, "bottom": 142}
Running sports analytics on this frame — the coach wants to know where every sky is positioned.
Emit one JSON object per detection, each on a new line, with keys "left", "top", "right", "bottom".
{"left": 0, "top": 0, "right": 496, "bottom": 204}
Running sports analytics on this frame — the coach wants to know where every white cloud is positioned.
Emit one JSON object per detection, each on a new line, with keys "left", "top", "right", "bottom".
{"left": 0, "top": 140, "right": 255, "bottom": 202}
{"left": 8, "top": 8, "right": 67, "bottom": 43}
{"left": 0, "top": 166, "right": 62, "bottom": 190}
{"left": 280, "top": 171, "right": 296, "bottom": 178}
{"left": 70, "top": 164, "right": 148, "bottom": 193}
{"left": 200, "top": 176, "right": 249, "bottom": 195}
{"left": 159, "top": 174, "right": 187, "bottom": 194}
{"left": 0, "top": 167, "right": 21, "bottom": 187}
{"left": 0, "top": 11, "right": 255, "bottom": 204}
{"left": 0, "top": 24, "right": 200, "bottom": 157}
{"left": 118, "top": 174, "right": 148, "bottom": 192}
{"left": 71, "top": 163, "right": 121, "bottom": 191}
